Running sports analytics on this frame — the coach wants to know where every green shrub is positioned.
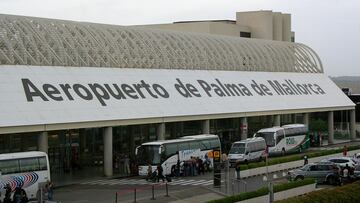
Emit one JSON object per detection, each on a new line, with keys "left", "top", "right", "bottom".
{"left": 206, "top": 179, "right": 315, "bottom": 203}
{"left": 275, "top": 181, "right": 360, "bottom": 203}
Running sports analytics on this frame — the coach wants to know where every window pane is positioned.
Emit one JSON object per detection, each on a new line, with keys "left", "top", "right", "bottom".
{"left": 19, "top": 158, "right": 40, "bottom": 172}
{"left": 0, "top": 159, "right": 20, "bottom": 174}
{"left": 165, "top": 143, "right": 178, "bottom": 157}
{"left": 38, "top": 157, "right": 48, "bottom": 170}
{"left": 179, "top": 142, "right": 189, "bottom": 151}
{"left": 190, "top": 142, "right": 199, "bottom": 150}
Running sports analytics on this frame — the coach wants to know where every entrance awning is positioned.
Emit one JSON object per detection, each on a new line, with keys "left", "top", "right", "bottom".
{"left": 0, "top": 65, "right": 355, "bottom": 133}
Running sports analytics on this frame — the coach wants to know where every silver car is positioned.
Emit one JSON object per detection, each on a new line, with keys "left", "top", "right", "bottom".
{"left": 288, "top": 162, "right": 341, "bottom": 185}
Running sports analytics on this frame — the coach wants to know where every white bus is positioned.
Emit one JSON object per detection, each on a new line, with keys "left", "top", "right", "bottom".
{"left": 135, "top": 134, "right": 221, "bottom": 176}
{"left": 228, "top": 137, "right": 267, "bottom": 165}
{"left": 0, "top": 151, "right": 50, "bottom": 200}
{"left": 254, "top": 124, "right": 310, "bottom": 155}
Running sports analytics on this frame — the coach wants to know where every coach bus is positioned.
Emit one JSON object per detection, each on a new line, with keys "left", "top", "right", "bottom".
{"left": 135, "top": 134, "right": 221, "bottom": 176}
{"left": 0, "top": 151, "right": 50, "bottom": 200}
{"left": 254, "top": 124, "right": 309, "bottom": 155}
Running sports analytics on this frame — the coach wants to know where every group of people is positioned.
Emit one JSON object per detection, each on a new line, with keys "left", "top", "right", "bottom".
{"left": 178, "top": 156, "right": 209, "bottom": 177}
{"left": 1, "top": 184, "right": 28, "bottom": 203}
{"left": 0, "top": 181, "right": 54, "bottom": 203}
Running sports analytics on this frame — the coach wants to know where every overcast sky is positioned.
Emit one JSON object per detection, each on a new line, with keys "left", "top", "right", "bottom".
{"left": 0, "top": 0, "right": 359, "bottom": 76}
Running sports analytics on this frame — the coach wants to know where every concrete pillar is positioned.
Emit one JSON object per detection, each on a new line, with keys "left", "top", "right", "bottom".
{"left": 303, "top": 113, "right": 309, "bottom": 128}
{"left": 103, "top": 127, "right": 113, "bottom": 177}
{"left": 350, "top": 109, "right": 356, "bottom": 141}
{"left": 240, "top": 117, "right": 248, "bottom": 140}
{"left": 274, "top": 115, "right": 281, "bottom": 126}
{"left": 292, "top": 114, "right": 296, "bottom": 123}
{"left": 157, "top": 123, "right": 166, "bottom": 140}
{"left": 202, "top": 120, "right": 210, "bottom": 134}
{"left": 267, "top": 115, "right": 273, "bottom": 127}
{"left": 38, "top": 132, "right": 48, "bottom": 154}
{"left": 328, "top": 111, "right": 334, "bottom": 145}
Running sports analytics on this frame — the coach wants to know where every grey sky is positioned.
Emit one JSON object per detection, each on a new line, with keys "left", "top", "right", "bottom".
{"left": 0, "top": 0, "right": 359, "bottom": 76}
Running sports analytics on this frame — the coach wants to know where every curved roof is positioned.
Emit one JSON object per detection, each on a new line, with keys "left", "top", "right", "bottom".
{"left": 0, "top": 14, "right": 322, "bottom": 73}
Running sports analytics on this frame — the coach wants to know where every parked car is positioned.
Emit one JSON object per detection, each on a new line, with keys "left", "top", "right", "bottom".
{"left": 353, "top": 164, "right": 360, "bottom": 179}
{"left": 353, "top": 153, "right": 360, "bottom": 165}
{"left": 321, "top": 157, "right": 356, "bottom": 169}
{"left": 288, "top": 162, "right": 341, "bottom": 185}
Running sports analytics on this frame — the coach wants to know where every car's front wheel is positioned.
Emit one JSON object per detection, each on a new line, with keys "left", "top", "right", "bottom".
{"left": 327, "top": 176, "right": 336, "bottom": 185}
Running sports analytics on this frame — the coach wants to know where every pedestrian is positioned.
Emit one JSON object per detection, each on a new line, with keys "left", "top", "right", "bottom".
{"left": 146, "top": 164, "right": 152, "bottom": 181}
{"left": 13, "top": 184, "right": 28, "bottom": 203}
{"left": 343, "top": 145, "right": 348, "bottom": 157}
{"left": 156, "top": 164, "right": 165, "bottom": 182}
{"left": 235, "top": 160, "right": 241, "bottom": 180}
{"left": 46, "top": 180, "right": 54, "bottom": 201}
{"left": 342, "top": 164, "right": 350, "bottom": 183}
{"left": 3, "top": 183, "right": 12, "bottom": 203}
{"left": 303, "top": 155, "right": 308, "bottom": 166}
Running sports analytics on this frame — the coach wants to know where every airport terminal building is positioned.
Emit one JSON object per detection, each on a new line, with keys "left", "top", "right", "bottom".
{"left": 0, "top": 11, "right": 356, "bottom": 178}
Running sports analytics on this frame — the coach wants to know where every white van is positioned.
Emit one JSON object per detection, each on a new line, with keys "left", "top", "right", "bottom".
{"left": 228, "top": 137, "right": 267, "bottom": 165}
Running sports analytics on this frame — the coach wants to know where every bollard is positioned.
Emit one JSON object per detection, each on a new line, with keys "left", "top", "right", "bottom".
{"left": 165, "top": 182, "right": 169, "bottom": 197}
{"left": 134, "top": 188, "right": 137, "bottom": 203}
{"left": 115, "top": 192, "right": 118, "bottom": 203}
{"left": 151, "top": 185, "right": 155, "bottom": 200}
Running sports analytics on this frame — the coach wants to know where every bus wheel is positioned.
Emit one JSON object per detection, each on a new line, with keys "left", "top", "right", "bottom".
{"left": 244, "top": 160, "right": 248, "bottom": 165}
{"left": 281, "top": 148, "right": 286, "bottom": 156}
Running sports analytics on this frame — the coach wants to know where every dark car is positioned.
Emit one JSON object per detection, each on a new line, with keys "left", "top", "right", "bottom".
{"left": 353, "top": 165, "right": 360, "bottom": 179}
{"left": 288, "top": 162, "right": 341, "bottom": 185}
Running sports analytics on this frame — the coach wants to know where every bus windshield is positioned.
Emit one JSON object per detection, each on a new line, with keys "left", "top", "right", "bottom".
{"left": 255, "top": 132, "right": 275, "bottom": 147}
{"left": 136, "top": 145, "right": 161, "bottom": 165}
{"left": 229, "top": 143, "right": 246, "bottom": 154}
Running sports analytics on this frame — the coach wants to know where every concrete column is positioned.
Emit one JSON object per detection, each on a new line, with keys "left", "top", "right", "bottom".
{"left": 240, "top": 117, "right": 248, "bottom": 140}
{"left": 103, "top": 127, "right": 113, "bottom": 177}
{"left": 157, "top": 122, "right": 166, "bottom": 140}
{"left": 350, "top": 109, "right": 356, "bottom": 141}
{"left": 292, "top": 114, "right": 296, "bottom": 123}
{"left": 267, "top": 115, "right": 273, "bottom": 127}
{"left": 328, "top": 111, "right": 334, "bottom": 145}
{"left": 38, "top": 132, "right": 48, "bottom": 154}
{"left": 202, "top": 120, "right": 210, "bottom": 134}
{"left": 303, "top": 113, "right": 309, "bottom": 128}
{"left": 274, "top": 115, "right": 281, "bottom": 126}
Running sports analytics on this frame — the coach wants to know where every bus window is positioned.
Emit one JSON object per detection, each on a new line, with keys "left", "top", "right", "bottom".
{"left": 200, "top": 140, "right": 211, "bottom": 150}
{"left": 39, "top": 156, "right": 48, "bottom": 170}
{"left": 165, "top": 143, "right": 178, "bottom": 157}
{"left": 20, "top": 158, "right": 40, "bottom": 172}
{"left": 179, "top": 142, "right": 189, "bottom": 151}
{"left": 276, "top": 130, "right": 285, "bottom": 144}
{"left": 210, "top": 139, "right": 220, "bottom": 149}
{"left": 190, "top": 142, "right": 200, "bottom": 150}
{"left": 0, "top": 159, "right": 20, "bottom": 174}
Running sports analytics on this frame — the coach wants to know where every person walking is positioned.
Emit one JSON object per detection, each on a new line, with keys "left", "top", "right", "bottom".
{"left": 46, "top": 180, "right": 54, "bottom": 201}
{"left": 235, "top": 160, "right": 241, "bottom": 180}
{"left": 156, "top": 164, "right": 165, "bottom": 182}
{"left": 13, "top": 184, "right": 28, "bottom": 203}
{"left": 146, "top": 164, "right": 153, "bottom": 181}
{"left": 303, "top": 155, "right": 308, "bottom": 166}
{"left": 343, "top": 145, "right": 348, "bottom": 157}
{"left": 3, "top": 183, "right": 12, "bottom": 203}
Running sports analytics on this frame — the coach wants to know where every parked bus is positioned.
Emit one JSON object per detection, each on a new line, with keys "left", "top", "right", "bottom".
{"left": 135, "top": 134, "right": 221, "bottom": 176}
{"left": 228, "top": 137, "right": 267, "bottom": 165}
{"left": 254, "top": 124, "right": 309, "bottom": 155}
{"left": 0, "top": 151, "right": 50, "bottom": 200}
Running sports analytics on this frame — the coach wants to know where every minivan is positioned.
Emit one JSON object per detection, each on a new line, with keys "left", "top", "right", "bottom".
{"left": 228, "top": 137, "right": 267, "bottom": 165}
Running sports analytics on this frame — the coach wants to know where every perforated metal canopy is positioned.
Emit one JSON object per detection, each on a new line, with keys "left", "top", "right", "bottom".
{"left": 0, "top": 14, "right": 322, "bottom": 73}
